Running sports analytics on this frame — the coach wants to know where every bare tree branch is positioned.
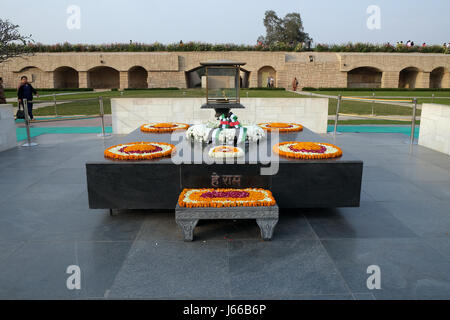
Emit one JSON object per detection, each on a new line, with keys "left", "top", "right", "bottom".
{"left": 0, "top": 19, "right": 34, "bottom": 64}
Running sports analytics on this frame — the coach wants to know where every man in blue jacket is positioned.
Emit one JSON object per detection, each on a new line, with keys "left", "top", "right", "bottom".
{"left": 17, "top": 76, "right": 39, "bottom": 120}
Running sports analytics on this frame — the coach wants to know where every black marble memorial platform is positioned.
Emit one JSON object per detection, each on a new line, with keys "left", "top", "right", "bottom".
{"left": 86, "top": 127, "right": 363, "bottom": 210}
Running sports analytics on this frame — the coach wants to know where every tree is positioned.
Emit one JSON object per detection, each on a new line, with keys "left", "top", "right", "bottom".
{"left": 0, "top": 19, "right": 33, "bottom": 64}
{"left": 262, "top": 10, "right": 284, "bottom": 45}
{"left": 258, "top": 11, "right": 311, "bottom": 46}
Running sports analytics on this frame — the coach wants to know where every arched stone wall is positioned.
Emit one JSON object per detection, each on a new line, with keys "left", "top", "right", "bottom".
{"left": 16, "top": 66, "right": 52, "bottom": 88}
{"left": 399, "top": 67, "right": 419, "bottom": 89}
{"left": 0, "top": 52, "right": 448, "bottom": 89}
{"left": 54, "top": 67, "right": 79, "bottom": 89}
{"left": 128, "top": 66, "right": 148, "bottom": 89}
{"left": 430, "top": 67, "right": 446, "bottom": 89}
{"left": 87, "top": 66, "right": 120, "bottom": 89}
{"left": 185, "top": 66, "right": 205, "bottom": 88}
{"left": 347, "top": 67, "right": 382, "bottom": 88}
{"left": 240, "top": 69, "right": 251, "bottom": 88}
{"left": 258, "top": 66, "right": 277, "bottom": 88}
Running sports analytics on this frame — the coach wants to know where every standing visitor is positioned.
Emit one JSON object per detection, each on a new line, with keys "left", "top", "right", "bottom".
{"left": 270, "top": 77, "right": 275, "bottom": 88}
{"left": 292, "top": 77, "right": 299, "bottom": 91}
{"left": 267, "top": 76, "right": 271, "bottom": 88}
{"left": 0, "top": 77, "right": 6, "bottom": 104}
{"left": 17, "top": 76, "right": 38, "bottom": 120}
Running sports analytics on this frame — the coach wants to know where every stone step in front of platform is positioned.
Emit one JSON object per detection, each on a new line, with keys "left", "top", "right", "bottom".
{"left": 175, "top": 204, "right": 279, "bottom": 241}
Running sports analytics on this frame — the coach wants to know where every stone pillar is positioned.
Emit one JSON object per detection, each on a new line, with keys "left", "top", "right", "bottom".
{"left": 381, "top": 71, "right": 400, "bottom": 88}
{"left": 47, "top": 72, "right": 55, "bottom": 89}
{"left": 443, "top": 72, "right": 450, "bottom": 88}
{"left": 147, "top": 73, "right": 153, "bottom": 88}
{"left": 416, "top": 71, "right": 430, "bottom": 89}
{"left": 78, "top": 71, "right": 89, "bottom": 88}
{"left": 119, "top": 71, "right": 129, "bottom": 90}
{"left": 249, "top": 72, "right": 258, "bottom": 88}
{"left": 0, "top": 104, "right": 17, "bottom": 152}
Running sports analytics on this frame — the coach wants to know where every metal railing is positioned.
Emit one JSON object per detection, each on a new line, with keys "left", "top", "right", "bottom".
{"left": 331, "top": 95, "right": 419, "bottom": 145}
{"left": 21, "top": 99, "right": 37, "bottom": 147}
{"left": 19, "top": 96, "right": 110, "bottom": 147}
{"left": 291, "top": 89, "right": 444, "bottom": 146}
{"left": 333, "top": 95, "right": 342, "bottom": 136}
{"left": 410, "top": 98, "right": 418, "bottom": 145}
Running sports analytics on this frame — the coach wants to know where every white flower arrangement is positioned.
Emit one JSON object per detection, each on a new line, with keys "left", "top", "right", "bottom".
{"left": 245, "top": 125, "right": 266, "bottom": 142}
{"left": 185, "top": 124, "right": 265, "bottom": 144}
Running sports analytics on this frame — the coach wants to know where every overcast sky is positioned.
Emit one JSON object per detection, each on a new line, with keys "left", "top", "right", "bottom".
{"left": 1, "top": 0, "right": 449, "bottom": 45}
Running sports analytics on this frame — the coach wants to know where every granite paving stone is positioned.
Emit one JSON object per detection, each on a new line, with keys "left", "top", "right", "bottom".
{"left": 0, "top": 131, "right": 449, "bottom": 299}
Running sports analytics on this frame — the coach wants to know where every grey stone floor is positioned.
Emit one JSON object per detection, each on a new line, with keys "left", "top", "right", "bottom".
{"left": 0, "top": 132, "right": 449, "bottom": 300}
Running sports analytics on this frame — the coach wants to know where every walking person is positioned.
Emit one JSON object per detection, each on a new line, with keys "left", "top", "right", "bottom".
{"left": 0, "top": 77, "right": 6, "bottom": 104}
{"left": 292, "top": 77, "right": 299, "bottom": 91}
{"left": 17, "top": 76, "right": 38, "bottom": 120}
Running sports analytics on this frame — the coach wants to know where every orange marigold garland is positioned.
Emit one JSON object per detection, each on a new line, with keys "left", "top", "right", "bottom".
{"left": 178, "top": 188, "right": 276, "bottom": 208}
{"left": 259, "top": 122, "right": 303, "bottom": 132}
{"left": 273, "top": 141, "right": 343, "bottom": 159}
{"left": 104, "top": 142, "right": 175, "bottom": 160}
{"left": 141, "top": 123, "right": 190, "bottom": 133}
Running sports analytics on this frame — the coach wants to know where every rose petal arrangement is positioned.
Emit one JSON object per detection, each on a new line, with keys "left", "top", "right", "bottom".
{"left": 208, "top": 146, "right": 244, "bottom": 159}
{"left": 141, "top": 123, "right": 190, "bottom": 133}
{"left": 178, "top": 188, "right": 276, "bottom": 208}
{"left": 259, "top": 122, "right": 303, "bottom": 132}
{"left": 273, "top": 141, "right": 343, "bottom": 159}
{"left": 104, "top": 142, "right": 175, "bottom": 160}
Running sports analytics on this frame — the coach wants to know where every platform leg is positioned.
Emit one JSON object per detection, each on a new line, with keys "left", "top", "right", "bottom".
{"left": 176, "top": 219, "right": 199, "bottom": 241}
{"left": 256, "top": 218, "right": 278, "bottom": 241}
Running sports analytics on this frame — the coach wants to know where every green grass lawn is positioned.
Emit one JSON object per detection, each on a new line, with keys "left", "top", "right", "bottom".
{"left": 311, "top": 90, "right": 450, "bottom": 106}
{"left": 4, "top": 90, "right": 95, "bottom": 99}
{"left": 31, "top": 89, "right": 306, "bottom": 116}
{"left": 327, "top": 99, "right": 419, "bottom": 116}
{"left": 311, "top": 90, "right": 450, "bottom": 98}
{"left": 329, "top": 119, "right": 420, "bottom": 125}
{"left": 25, "top": 88, "right": 303, "bottom": 101}
{"left": 317, "top": 89, "right": 450, "bottom": 117}
{"left": 34, "top": 99, "right": 108, "bottom": 116}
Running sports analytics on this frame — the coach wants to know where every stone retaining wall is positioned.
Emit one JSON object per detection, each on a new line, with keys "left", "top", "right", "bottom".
{"left": 0, "top": 105, "right": 17, "bottom": 152}
{"left": 1, "top": 52, "right": 448, "bottom": 89}
{"left": 419, "top": 103, "right": 450, "bottom": 155}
